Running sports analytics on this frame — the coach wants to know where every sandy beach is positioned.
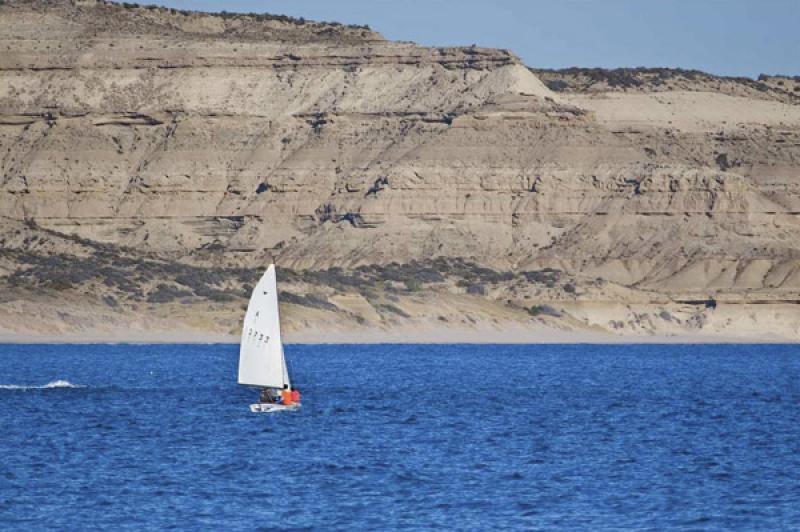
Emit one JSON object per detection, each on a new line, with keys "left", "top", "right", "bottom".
{"left": 0, "top": 325, "right": 792, "bottom": 345}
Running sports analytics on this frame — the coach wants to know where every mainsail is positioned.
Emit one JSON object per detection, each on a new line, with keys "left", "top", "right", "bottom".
{"left": 238, "top": 265, "right": 290, "bottom": 389}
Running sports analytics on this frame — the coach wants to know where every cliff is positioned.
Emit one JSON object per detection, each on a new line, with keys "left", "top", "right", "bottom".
{"left": 2, "top": 0, "right": 799, "bottom": 341}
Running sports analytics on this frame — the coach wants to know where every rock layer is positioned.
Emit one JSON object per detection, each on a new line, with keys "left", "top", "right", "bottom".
{"left": 1, "top": 1, "right": 800, "bottom": 339}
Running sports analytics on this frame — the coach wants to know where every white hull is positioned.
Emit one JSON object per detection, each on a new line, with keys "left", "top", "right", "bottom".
{"left": 250, "top": 402, "right": 301, "bottom": 413}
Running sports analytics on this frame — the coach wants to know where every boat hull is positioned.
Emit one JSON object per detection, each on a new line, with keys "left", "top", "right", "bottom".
{"left": 249, "top": 403, "right": 301, "bottom": 413}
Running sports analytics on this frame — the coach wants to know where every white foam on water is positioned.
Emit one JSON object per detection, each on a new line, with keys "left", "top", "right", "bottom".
{"left": 0, "top": 380, "right": 86, "bottom": 390}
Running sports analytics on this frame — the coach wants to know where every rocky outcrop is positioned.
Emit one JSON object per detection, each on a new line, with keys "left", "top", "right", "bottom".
{"left": 1, "top": 1, "right": 800, "bottom": 340}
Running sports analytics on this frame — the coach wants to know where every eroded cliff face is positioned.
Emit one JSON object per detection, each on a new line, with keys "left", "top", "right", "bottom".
{"left": 2, "top": 0, "right": 800, "bottom": 340}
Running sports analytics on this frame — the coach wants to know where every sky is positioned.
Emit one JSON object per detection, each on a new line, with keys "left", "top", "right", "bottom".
{"left": 152, "top": 0, "right": 799, "bottom": 78}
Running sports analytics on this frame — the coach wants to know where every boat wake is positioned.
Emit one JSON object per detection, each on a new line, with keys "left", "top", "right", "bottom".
{"left": 0, "top": 380, "right": 86, "bottom": 390}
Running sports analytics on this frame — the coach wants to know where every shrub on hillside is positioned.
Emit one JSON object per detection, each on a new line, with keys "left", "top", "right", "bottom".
{"left": 146, "top": 284, "right": 192, "bottom": 303}
{"left": 528, "top": 305, "right": 561, "bottom": 318}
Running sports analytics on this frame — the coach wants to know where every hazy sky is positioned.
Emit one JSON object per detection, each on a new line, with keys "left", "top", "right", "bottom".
{"left": 152, "top": 0, "right": 799, "bottom": 78}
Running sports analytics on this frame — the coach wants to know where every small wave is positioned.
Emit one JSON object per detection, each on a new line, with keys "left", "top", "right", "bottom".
{"left": 0, "top": 380, "right": 86, "bottom": 390}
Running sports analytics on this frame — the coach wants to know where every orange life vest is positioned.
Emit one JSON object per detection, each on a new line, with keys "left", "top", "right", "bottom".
{"left": 281, "top": 390, "right": 293, "bottom": 405}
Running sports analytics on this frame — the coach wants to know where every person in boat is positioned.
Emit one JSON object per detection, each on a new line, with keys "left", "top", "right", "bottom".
{"left": 259, "top": 388, "right": 277, "bottom": 404}
{"left": 281, "top": 384, "right": 301, "bottom": 406}
{"left": 281, "top": 384, "right": 293, "bottom": 406}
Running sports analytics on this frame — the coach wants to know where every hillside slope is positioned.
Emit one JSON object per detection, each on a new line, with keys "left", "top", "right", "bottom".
{"left": 1, "top": 1, "right": 799, "bottom": 341}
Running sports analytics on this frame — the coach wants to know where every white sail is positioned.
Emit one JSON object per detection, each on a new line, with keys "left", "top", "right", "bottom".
{"left": 238, "top": 265, "right": 290, "bottom": 389}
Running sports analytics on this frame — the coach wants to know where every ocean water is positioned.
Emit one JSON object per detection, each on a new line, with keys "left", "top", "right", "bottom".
{"left": 1, "top": 344, "right": 799, "bottom": 530}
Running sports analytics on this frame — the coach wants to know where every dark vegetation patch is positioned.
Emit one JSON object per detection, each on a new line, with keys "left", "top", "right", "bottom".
{"left": 466, "top": 284, "right": 486, "bottom": 296}
{"left": 193, "top": 286, "right": 236, "bottom": 302}
{"left": 521, "top": 268, "right": 562, "bottom": 288}
{"left": 115, "top": 2, "right": 370, "bottom": 30}
{"left": 5, "top": 248, "right": 258, "bottom": 303}
{"left": 6, "top": 248, "right": 571, "bottom": 301}
{"left": 288, "top": 259, "right": 565, "bottom": 295}
{"left": 3, "top": 224, "right": 578, "bottom": 309}
{"left": 279, "top": 291, "right": 337, "bottom": 311}
{"left": 542, "top": 79, "right": 569, "bottom": 92}
{"left": 146, "top": 284, "right": 193, "bottom": 303}
{"left": 534, "top": 67, "right": 774, "bottom": 93}
{"left": 404, "top": 279, "right": 422, "bottom": 292}
{"left": 758, "top": 74, "right": 800, "bottom": 82}
{"left": 377, "top": 304, "right": 410, "bottom": 318}
{"left": 527, "top": 305, "right": 562, "bottom": 318}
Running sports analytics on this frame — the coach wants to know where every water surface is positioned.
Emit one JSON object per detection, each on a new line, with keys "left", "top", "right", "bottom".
{"left": 1, "top": 344, "right": 799, "bottom": 530}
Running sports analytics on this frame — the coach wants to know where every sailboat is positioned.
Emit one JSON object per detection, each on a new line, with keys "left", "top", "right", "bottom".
{"left": 238, "top": 264, "right": 301, "bottom": 413}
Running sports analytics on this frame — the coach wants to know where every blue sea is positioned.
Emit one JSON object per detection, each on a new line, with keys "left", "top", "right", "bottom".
{"left": 1, "top": 344, "right": 799, "bottom": 530}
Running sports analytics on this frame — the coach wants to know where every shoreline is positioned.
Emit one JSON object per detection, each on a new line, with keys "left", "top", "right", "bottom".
{"left": 0, "top": 326, "right": 795, "bottom": 345}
